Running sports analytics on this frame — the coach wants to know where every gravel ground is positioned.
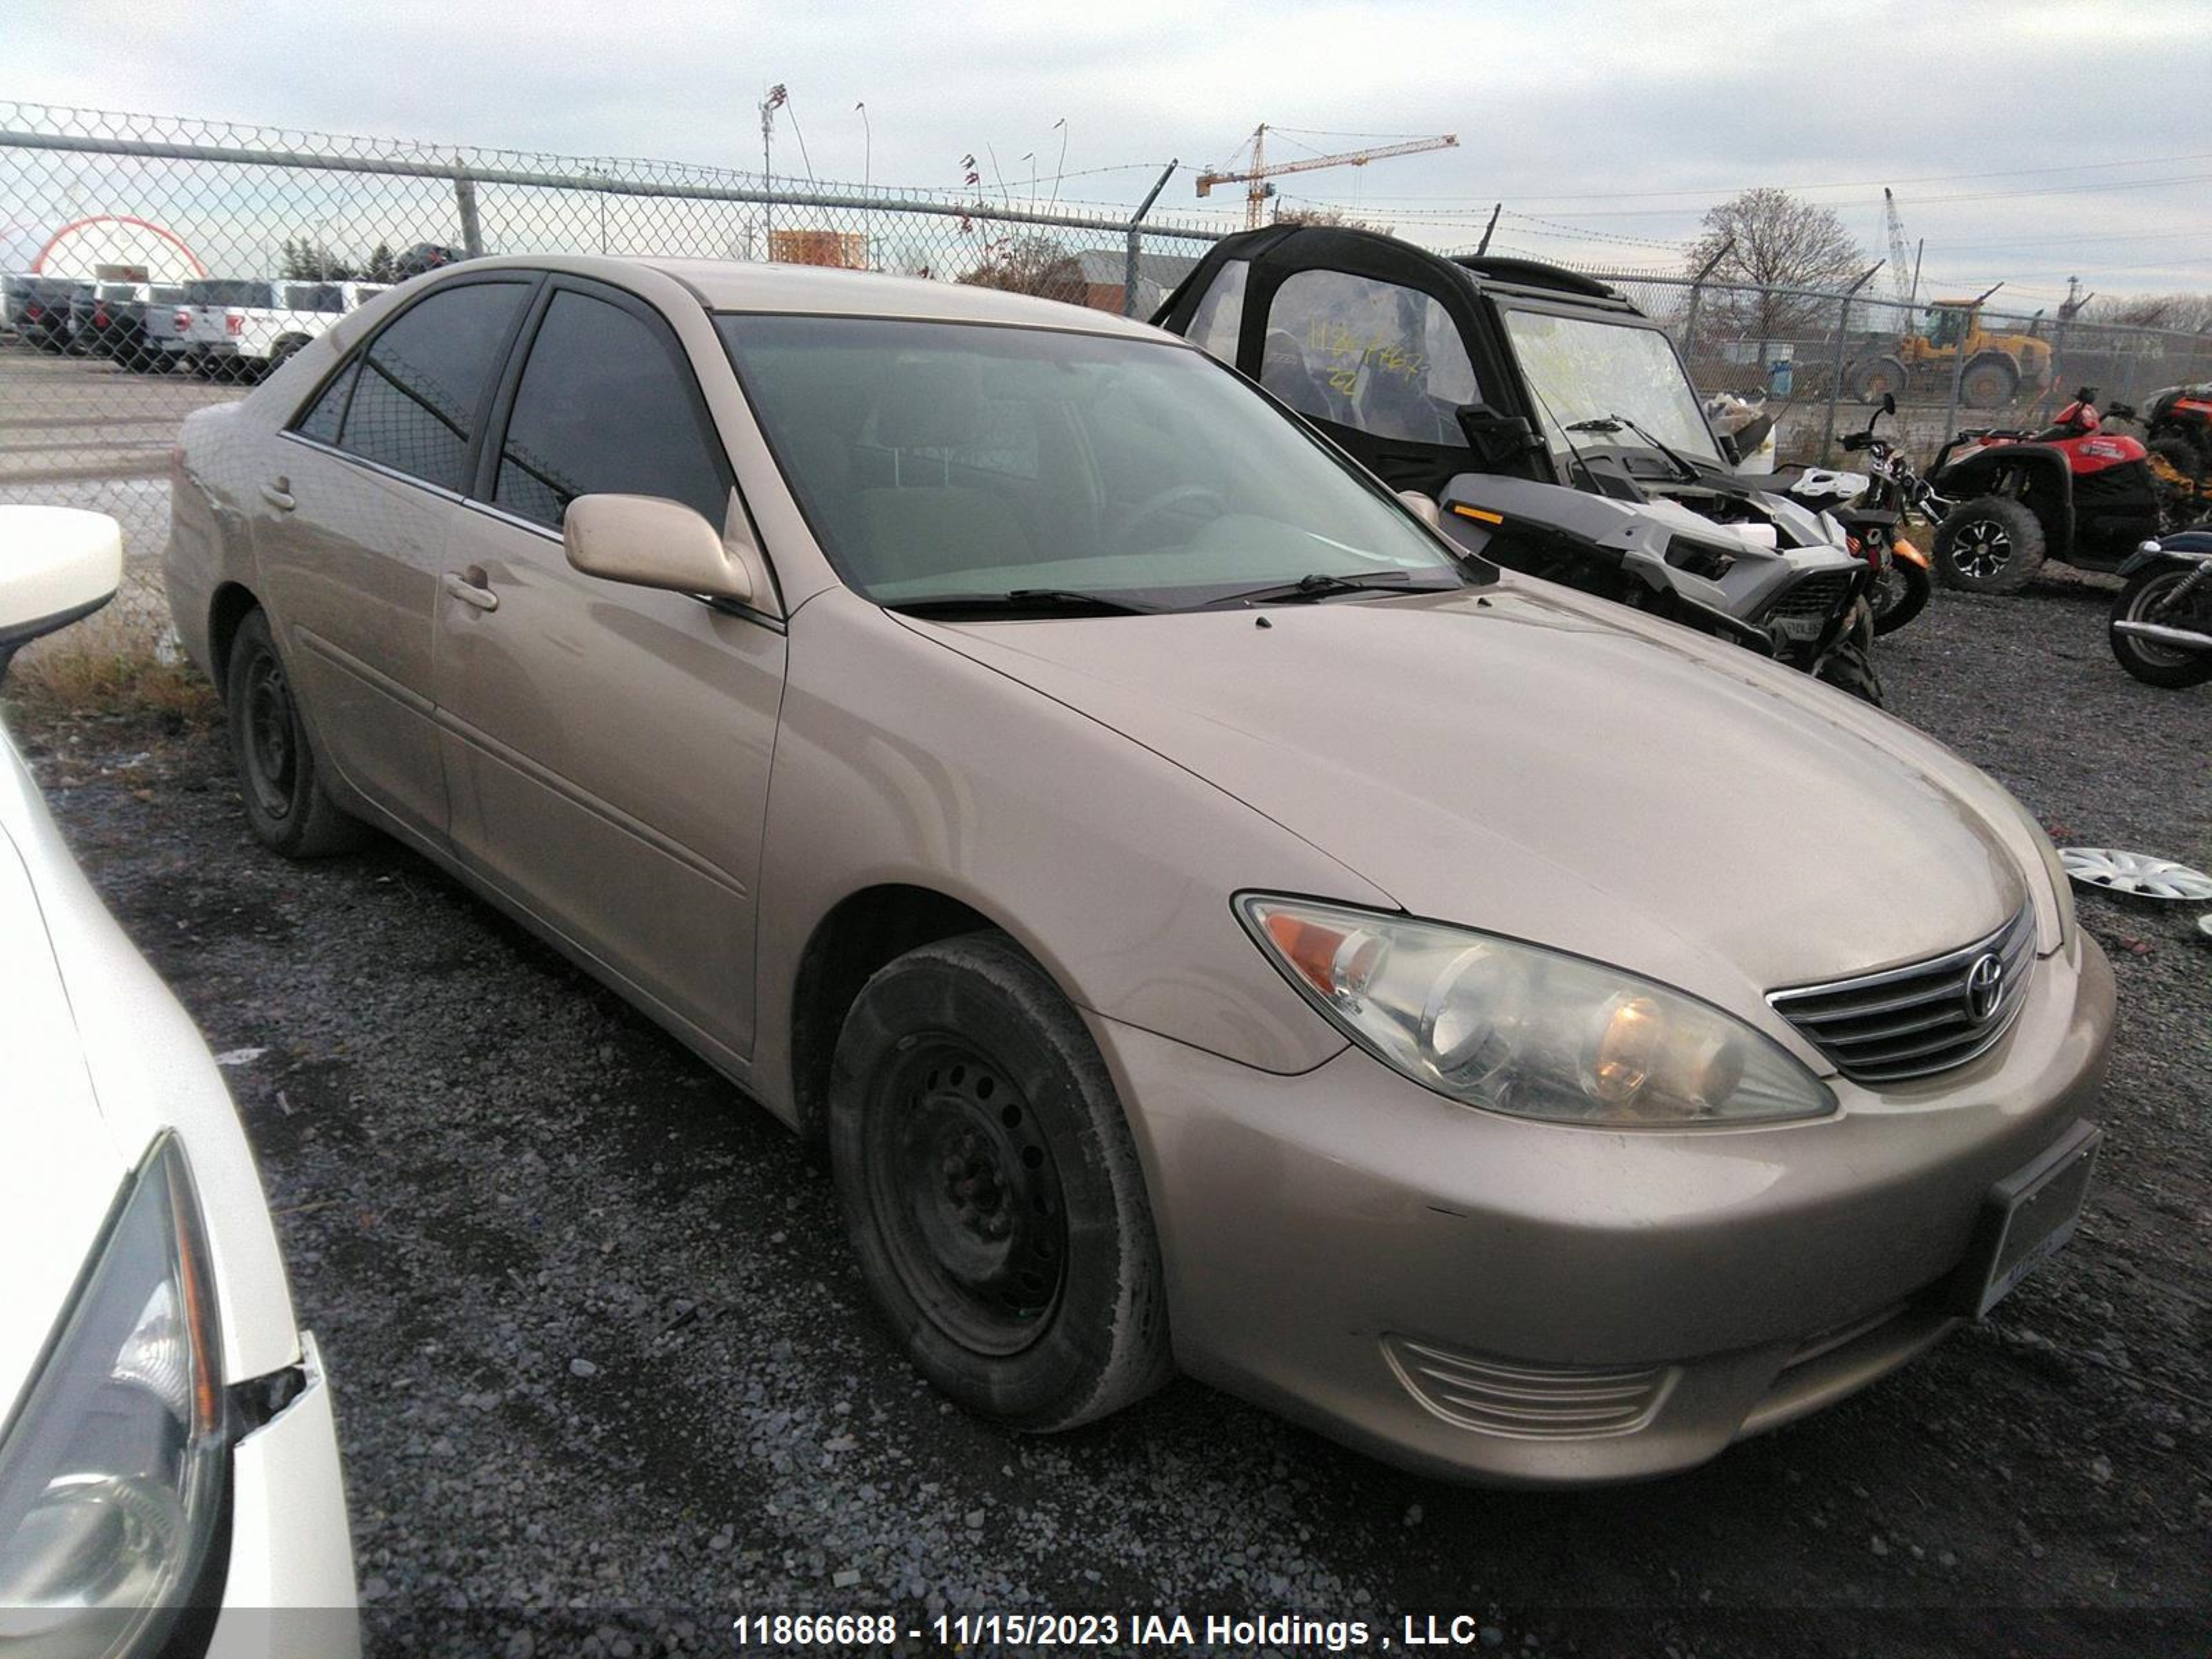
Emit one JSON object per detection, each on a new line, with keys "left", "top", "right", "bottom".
{"left": 14, "top": 572, "right": 2211, "bottom": 1658}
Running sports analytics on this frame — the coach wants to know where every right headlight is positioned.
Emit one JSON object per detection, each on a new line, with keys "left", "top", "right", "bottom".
{"left": 1239, "top": 896, "right": 1835, "bottom": 1127}
{"left": 0, "top": 1134, "right": 226, "bottom": 1658}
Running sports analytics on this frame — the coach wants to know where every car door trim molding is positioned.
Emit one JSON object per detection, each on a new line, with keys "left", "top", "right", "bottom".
{"left": 275, "top": 430, "right": 467, "bottom": 506}
{"left": 430, "top": 702, "right": 753, "bottom": 903}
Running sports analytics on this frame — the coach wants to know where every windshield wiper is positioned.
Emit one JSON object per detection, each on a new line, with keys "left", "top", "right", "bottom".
{"left": 1201, "top": 570, "right": 1450, "bottom": 609}
{"left": 1566, "top": 413, "right": 1703, "bottom": 484}
{"left": 888, "top": 588, "right": 1163, "bottom": 618}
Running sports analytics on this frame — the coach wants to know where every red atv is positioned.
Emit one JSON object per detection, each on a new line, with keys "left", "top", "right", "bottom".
{"left": 1928, "top": 386, "right": 2212, "bottom": 594}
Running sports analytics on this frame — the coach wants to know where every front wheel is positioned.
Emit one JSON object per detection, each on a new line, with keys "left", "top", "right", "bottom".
{"left": 1871, "top": 554, "right": 1932, "bottom": 635}
{"left": 829, "top": 932, "right": 1172, "bottom": 1432}
{"left": 2110, "top": 564, "right": 2212, "bottom": 688}
{"left": 1933, "top": 496, "right": 2045, "bottom": 594}
{"left": 223, "top": 610, "right": 373, "bottom": 856}
{"left": 1814, "top": 606, "right": 1885, "bottom": 706}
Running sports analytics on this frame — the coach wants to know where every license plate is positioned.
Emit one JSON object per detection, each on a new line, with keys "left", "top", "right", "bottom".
{"left": 1956, "top": 1121, "right": 2101, "bottom": 1319}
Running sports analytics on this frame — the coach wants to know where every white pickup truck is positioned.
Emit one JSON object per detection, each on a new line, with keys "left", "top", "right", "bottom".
{"left": 162, "top": 279, "right": 387, "bottom": 377}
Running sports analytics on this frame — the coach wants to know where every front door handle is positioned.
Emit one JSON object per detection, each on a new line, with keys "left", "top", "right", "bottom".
{"left": 260, "top": 479, "right": 294, "bottom": 512}
{"left": 442, "top": 567, "right": 499, "bottom": 612}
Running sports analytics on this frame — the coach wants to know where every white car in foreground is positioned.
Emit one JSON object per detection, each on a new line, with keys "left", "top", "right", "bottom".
{"left": 0, "top": 508, "right": 357, "bottom": 1655}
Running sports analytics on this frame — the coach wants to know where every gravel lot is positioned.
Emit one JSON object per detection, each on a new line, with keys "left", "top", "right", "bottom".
{"left": 14, "top": 573, "right": 2211, "bottom": 1658}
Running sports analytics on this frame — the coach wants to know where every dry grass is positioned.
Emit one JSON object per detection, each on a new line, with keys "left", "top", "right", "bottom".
{"left": 6, "top": 628, "right": 220, "bottom": 729}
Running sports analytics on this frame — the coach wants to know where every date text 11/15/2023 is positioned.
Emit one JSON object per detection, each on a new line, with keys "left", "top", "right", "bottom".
{"left": 733, "top": 1611, "right": 1535, "bottom": 1649}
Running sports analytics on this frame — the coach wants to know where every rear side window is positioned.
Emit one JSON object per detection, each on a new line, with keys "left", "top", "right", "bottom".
{"left": 334, "top": 281, "right": 530, "bottom": 491}
{"left": 1260, "top": 269, "right": 1479, "bottom": 444}
{"left": 295, "top": 362, "right": 357, "bottom": 444}
{"left": 492, "top": 290, "right": 729, "bottom": 532}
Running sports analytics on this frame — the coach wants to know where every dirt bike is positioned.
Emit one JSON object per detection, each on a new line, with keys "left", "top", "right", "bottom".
{"left": 2109, "top": 528, "right": 2212, "bottom": 688}
{"left": 1769, "top": 395, "right": 1940, "bottom": 636}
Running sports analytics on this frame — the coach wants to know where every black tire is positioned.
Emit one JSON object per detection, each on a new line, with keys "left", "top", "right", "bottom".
{"left": 2109, "top": 564, "right": 2212, "bottom": 688}
{"left": 267, "top": 335, "right": 310, "bottom": 375}
{"left": 1871, "top": 553, "right": 1932, "bottom": 635}
{"left": 829, "top": 931, "right": 1172, "bottom": 1432}
{"left": 1814, "top": 605, "right": 1885, "bottom": 706}
{"left": 223, "top": 610, "right": 372, "bottom": 857}
{"left": 2150, "top": 435, "right": 2206, "bottom": 481}
{"left": 1960, "top": 355, "right": 2018, "bottom": 410}
{"left": 1933, "top": 496, "right": 2046, "bottom": 594}
{"left": 1853, "top": 356, "right": 1911, "bottom": 402}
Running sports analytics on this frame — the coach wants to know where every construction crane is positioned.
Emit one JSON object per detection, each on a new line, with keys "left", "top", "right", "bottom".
{"left": 1882, "top": 187, "right": 1924, "bottom": 312}
{"left": 1196, "top": 126, "right": 1459, "bottom": 229}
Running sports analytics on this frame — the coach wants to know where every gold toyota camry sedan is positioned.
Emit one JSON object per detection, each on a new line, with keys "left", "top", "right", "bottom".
{"left": 164, "top": 256, "right": 2112, "bottom": 1485}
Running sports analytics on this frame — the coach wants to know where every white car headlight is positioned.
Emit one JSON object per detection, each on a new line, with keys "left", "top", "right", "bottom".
{"left": 1239, "top": 896, "right": 1835, "bottom": 1126}
{"left": 0, "top": 1135, "right": 226, "bottom": 1656}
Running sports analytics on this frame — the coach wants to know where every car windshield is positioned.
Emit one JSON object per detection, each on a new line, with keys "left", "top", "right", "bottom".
{"left": 1501, "top": 308, "right": 1723, "bottom": 472}
{"left": 716, "top": 315, "right": 1467, "bottom": 610}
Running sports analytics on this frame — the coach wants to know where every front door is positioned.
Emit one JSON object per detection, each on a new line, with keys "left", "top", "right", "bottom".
{"left": 432, "top": 279, "right": 785, "bottom": 1061}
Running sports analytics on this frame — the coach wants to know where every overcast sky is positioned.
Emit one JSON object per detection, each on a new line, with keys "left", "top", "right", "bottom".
{"left": 10, "top": 0, "right": 2209, "bottom": 299}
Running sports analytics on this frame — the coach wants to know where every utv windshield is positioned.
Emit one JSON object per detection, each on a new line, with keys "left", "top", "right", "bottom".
{"left": 1501, "top": 308, "right": 1723, "bottom": 474}
{"left": 719, "top": 315, "right": 1467, "bottom": 610}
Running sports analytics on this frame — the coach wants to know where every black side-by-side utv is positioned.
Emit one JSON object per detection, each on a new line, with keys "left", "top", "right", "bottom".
{"left": 1152, "top": 225, "right": 1883, "bottom": 703}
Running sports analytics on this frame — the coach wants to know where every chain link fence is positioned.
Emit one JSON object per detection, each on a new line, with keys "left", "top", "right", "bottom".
{"left": 6, "top": 102, "right": 2211, "bottom": 656}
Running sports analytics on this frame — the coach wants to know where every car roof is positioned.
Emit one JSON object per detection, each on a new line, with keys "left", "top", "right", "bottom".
{"left": 453, "top": 254, "right": 1176, "bottom": 341}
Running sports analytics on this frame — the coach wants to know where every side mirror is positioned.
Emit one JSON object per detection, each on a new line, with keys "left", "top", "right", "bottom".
{"left": 1880, "top": 391, "right": 1897, "bottom": 416}
{"left": 564, "top": 494, "right": 756, "bottom": 607}
{"left": 0, "top": 507, "right": 122, "bottom": 675}
{"left": 1717, "top": 433, "right": 1743, "bottom": 465}
{"left": 1395, "top": 489, "right": 1441, "bottom": 527}
{"left": 1454, "top": 403, "right": 1540, "bottom": 466}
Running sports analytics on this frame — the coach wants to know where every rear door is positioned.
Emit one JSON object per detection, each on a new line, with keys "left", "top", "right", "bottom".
{"left": 258, "top": 273, "right": 536, "bottom": 841}
{"left": 433, "top": 277, "right": 785, "bottom": 1060}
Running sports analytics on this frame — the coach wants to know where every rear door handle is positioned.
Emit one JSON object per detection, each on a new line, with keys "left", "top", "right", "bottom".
{"left": 442, "top": 567, "right": 499, "bottom": 612}
{"left": 260, "top": 480, "right": 294, "bottom": 512}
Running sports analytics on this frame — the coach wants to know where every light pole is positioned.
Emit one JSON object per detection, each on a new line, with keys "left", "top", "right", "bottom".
{"left": 856, "top": 101, "right": 871, "bottom": 269}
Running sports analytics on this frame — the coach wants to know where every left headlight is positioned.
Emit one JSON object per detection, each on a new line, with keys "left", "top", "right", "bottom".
{"left": 0, "top": 1134, "right": 225, "bottom": 1657}
{"left": 1239, "top": 896, "right": 1835, "bottom": 1127}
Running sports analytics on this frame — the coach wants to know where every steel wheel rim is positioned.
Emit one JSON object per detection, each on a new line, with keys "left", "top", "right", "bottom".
{"left": 1953, "top": 519, "right": 2012, "bottom": 579}
{"left": 241, "top": 648, "right": 297, "bottom": 820}
{"left": 1873, "top": 565, "right": 1910, "bottom": 614}
{"left": 866, "top": 1037, "right": 1067, "bottom": 1356}
{"left": 2060, "top": 847, "right": 2212, "bottom": 901}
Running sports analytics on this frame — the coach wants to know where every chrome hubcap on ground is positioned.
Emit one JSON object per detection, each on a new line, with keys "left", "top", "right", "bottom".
{"left": 2059, "top": 847, "right": 2212, "bottom": 901}
{"left": 1954, "top": 520, "right": 2012, "bottom": 579}
{"left": 870, "top": 1039, "right": 1066, "bottom": 1354}
{"left": 242, "top": 650, "right": 297, "bottom": 820}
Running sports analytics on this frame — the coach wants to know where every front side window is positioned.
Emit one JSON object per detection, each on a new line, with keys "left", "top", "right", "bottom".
{"left": 1259, "top": 270, "right": 1479, "bottom": 445}
{"left": 1184, "top": 259, "right": 1248, "bottom": 366}
{"left": 334, "top": 281, "right": 530, "bottom": 491}
{"left": 185, "top": 280, "right": 273, "bottom": 309}
{"left": 492, "top": 291, "right": 729, "bottom": 532}
{"left": 720, "top": 315, "right": 1463, "bottom": 610}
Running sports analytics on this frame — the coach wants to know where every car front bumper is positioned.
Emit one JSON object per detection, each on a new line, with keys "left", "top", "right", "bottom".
{"left": 203, "top": 1331, "right": 359, "bottom": 1657}
{"left": 1096, "top": 931, "right": 2113, "bottom": 1486}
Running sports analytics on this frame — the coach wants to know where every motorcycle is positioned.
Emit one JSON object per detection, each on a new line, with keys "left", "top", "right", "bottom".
{"left": 2109, "top": 528, "right": 2212, "bottom": 688}
{"left": 1770, "top": 395, "right": 1942, "bottom": 636}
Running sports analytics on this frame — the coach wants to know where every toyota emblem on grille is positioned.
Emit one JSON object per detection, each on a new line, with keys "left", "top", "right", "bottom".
{"left": 1964, "top": 953, "right": 2005, "bottom": 1024}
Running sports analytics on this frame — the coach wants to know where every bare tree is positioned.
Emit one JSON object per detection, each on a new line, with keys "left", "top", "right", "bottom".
{"left": 1687, "top": 188, "right": 1868, "bottom": 360}
{"left": 1273, "top": 204, "right": 1391, "bottom": 234}
{"left": 958, "top": 234, "right": 1083, "bottom": 304}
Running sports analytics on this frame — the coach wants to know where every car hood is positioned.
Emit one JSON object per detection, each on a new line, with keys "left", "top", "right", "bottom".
{"left": 0, "top": 821, "right": 130, "bottom": 1430}
{"left": 912, "top": 577, "right": 2038, "bottom": 1041}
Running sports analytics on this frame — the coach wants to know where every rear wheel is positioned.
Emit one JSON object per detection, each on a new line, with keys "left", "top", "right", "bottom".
{"left": 1933, "top": 496, "right": 2045, "bottom": 594}
{"left": 2110, "top": 564, "right": 2212, "bottom": 688}
{"left": 829, "top": 931, "right": 1172, "bottom": 1432}
{"left": 2150, "top": 435, "right": 2206, "bottom": 481}
{"left": 223, "top": 610, "right": 371, "bottom": 857}
{"left": 1961, "top": 355, "right": 2018, "bottom": 409}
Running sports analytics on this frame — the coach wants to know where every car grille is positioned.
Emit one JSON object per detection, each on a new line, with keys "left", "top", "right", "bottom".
{"left": 1764, "top": 569, "right": 1855, "bottom": 622}
{"left": 1768, "top": 903, "right": 2037, "bottom": 1085}
{"left": 1381, "top": 1335, "right": 1672, "bottom": 1440}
